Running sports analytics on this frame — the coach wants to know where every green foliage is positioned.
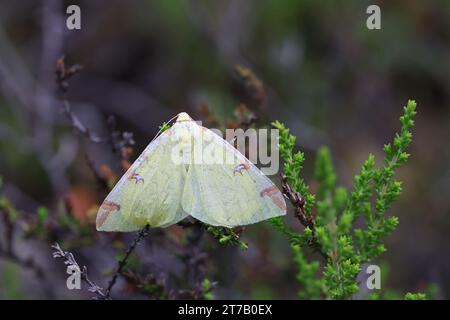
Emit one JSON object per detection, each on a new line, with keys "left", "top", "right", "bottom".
{"left": 322, "top": 236, "right": 360, "bottom": 299}
{"left": 404, "top": 292, "right": 427, "bottom": 300}
{"left": 24, "top": 206, "right": 51, "bottom": 241}
{"left": 37, "top": 207, "right": 48, "bottom": 227}
{"left": 352, "top": 100, "right": 417, "bottom": 263}
{"left": 272, "top": 120, "right": 315, "bottom": 214}
{"left": 291, "top": 245, "right": 323, "bottom": 299}
{"left": 272, "top": 100, "right": 422, "bottom": 299}
{"left": 140, "top": 280, "right": 168, "bottom": 299}
{"left": 205, "top": 226, "right": 248, "bottom": 249}
{"left": 269, "top": 217, "right": 307, "bottom": 246}
{"left": 159, "top": 122, "right": 171, "bottom": 132}
{"left": 201, "top": 278, "right": 214, "bottom": 300}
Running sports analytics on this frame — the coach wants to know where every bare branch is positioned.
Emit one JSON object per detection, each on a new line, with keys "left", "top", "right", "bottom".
{"left": 55, "top": 56, "right": 135, "bottom": 175}
{"left": 105, "top": 224, "right": 150, "bottom": 299}
{"left": 51, "top": 242, "right": 107, "bottom": 299}
{"left": 280, "top": 173, "right": 315, "bottom": 230}
{"left": 55, "top": 56, "right": 107, "bottom": 144}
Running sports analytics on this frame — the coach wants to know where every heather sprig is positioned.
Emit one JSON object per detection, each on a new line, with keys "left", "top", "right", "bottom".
{"left": 271, "top": 100, "right": 420, "bottom": 299}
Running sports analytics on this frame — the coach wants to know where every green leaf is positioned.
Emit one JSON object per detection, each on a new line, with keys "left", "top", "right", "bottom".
{"left": 201, "top": 278, "right": 214, "bottom": 300}
{"left": 205, "top": 226, "right": 248, "bottom": 249}
{"left": 292, "top": 244, "right": 323, "bottom": 299}
{"left": 314, "top": 146, "right": 336, "bottom": 200}
{"left": 268, "top": 217, "right": 307, "bottom": 246}
{"left": 270, "top": 100, "right": 417, "bottom": 300}
{"left": 272, "top": 121, "right": 315, "bottom": 214}
{"left": 37, "top": 207, "right": 48, "bottom": 226}
{"left": 404, "top": 292, "right": 426, "bottom": 300}
{"left": 159, "top": 122, "right": 171, "bottom": 132}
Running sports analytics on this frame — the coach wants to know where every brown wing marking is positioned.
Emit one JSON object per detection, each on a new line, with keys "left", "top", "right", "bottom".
{"left": 233, "top": 162, "right": 251, "bottom": 176}
{"left": 128, "top": 171, "right": 145, "bottom": 184}
{"left": 97, "top": 200, "right": 121, "bottom": 229}
{"left": 260, "top": 186, "right": 287, "bottom": 211}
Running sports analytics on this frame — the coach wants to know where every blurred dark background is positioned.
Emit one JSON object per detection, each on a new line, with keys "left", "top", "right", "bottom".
{"left": 0, "top": 0, "right": 449, "bottom": 299}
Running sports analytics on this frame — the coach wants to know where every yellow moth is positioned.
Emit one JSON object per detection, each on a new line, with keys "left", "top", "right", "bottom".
{"left": 96, "top": 112, "right": 286, "bottom": 231}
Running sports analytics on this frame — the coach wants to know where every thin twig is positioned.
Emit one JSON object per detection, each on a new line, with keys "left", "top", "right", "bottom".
{"left": 51, "top": 242, "right": 107, "bottom": 299}
{"left": 61, "top": 100, "right": 107, "bottom": 143}
{"left": 105, "top": 224, "right": 150, "bottom": 299}
{"left": 280, "top": 173, "right": 315, "bottom": 230}
{"left": 280, "top": 172, "right": 327, "bottom": 260}
{"left": 55, "top": 56, "right": 108, "bottom": 143}
{"left": 56, "top": 56, "right": 135, "bottom": 170}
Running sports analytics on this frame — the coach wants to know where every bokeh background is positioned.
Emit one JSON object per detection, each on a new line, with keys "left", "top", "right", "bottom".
{"left": 0, "top": 0, "right": 449, "bottom": 299}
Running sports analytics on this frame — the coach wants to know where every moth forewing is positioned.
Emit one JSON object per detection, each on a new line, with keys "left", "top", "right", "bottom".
{"left": 181, "top": 125, "right": 286, "bottom": 227}
{"left": 96, "top": 124, "right": 188, "bottom": 231}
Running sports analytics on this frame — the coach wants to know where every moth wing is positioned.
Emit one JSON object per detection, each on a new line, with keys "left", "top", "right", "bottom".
{"left": 96, "top": 126, "right": 188, "bottom": 231}
{"left": 182, "top": 125, "right": 286, "bottom": 227}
